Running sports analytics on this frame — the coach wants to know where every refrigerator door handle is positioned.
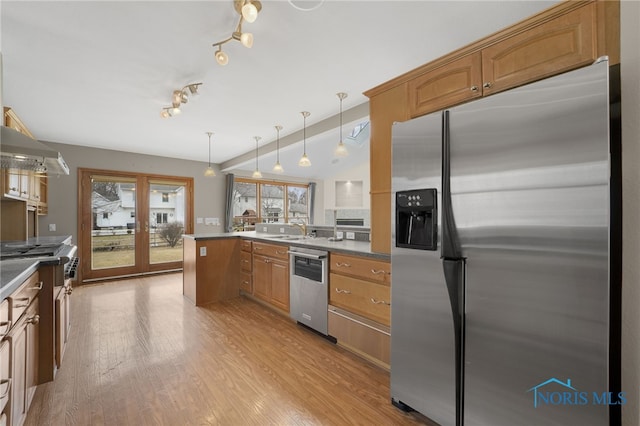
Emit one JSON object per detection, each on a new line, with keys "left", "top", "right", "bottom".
{"left": 443, "top": 258, "right": 465, "bottom": 426}
{"left": 441, "top": 110, "right": 463, "bottom": 260}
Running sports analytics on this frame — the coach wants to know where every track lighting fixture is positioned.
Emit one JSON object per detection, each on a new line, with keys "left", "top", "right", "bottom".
{"left": 298, "top": 111, "right": 311, "bottom": 167}
{"left": 204, "top": 132, "right": 216, "bottom": 177}
{"left": 160, "top": 82, "right": 202, "bottom": 118}
{"left": 273, "top": 125, "right": 284, "bottom": 173}
{"left": 252, "top": 136, "right": 263, "bottom": 179}
{"left": 212, "top": 0, "right": 262, "bottom": 66}
{"left": 335, "top": 92, "right": 349, "bottom": 157}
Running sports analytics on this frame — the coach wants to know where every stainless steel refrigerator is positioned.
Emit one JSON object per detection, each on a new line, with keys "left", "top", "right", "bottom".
{"left": 390, "top": 59, "right": 614, "bottom": 426}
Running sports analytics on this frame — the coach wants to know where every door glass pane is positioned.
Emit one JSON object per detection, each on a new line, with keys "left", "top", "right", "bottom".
{"left": 261, "top": 184, "right": 284, "bottom": 223}
{"left": 149, "top": 183, "right": 185, "bottom": 264}
{"left": 288, "top": 186, "right": 308, "bottom": 223}
{"left": 232, "top": 181, "right": 257, "bottom": 231}
{"left": 91, "top": 178, "right": 136, "bottom": 270}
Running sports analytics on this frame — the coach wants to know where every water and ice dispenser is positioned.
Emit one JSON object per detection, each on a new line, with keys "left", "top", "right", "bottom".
{"left": 395, "top": 189, "right": 437, "bottom": 250}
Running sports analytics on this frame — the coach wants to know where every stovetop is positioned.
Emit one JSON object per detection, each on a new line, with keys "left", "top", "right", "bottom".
{"left": 0, "top": 235, "right": 75, "bottom": 261}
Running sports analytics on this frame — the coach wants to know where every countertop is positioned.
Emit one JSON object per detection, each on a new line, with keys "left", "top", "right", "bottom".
{"left": 183, "top": 231, "right": 390, "bottom": 261}
{"left": 1, "top": 235, "right": 73, "bottom": 300}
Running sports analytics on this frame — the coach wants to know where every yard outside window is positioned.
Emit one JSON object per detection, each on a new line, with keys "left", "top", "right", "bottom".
{"left": 232, "top": 178, "right": 309, "bottom": 231}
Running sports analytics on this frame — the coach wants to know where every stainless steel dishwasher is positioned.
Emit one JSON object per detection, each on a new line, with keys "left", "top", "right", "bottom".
{"left": 289, "top": 246, "right": 329, "bottom": 336}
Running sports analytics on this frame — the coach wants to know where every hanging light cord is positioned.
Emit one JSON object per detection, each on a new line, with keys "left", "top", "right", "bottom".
{"left": 276, "top": 127, "right": 281, "bottom": 162}
{"left": 208, "top": 132, "right": 212, "bottom": 167}
{"left": 255, "top": 137, "right": 259, "bottom": 169}
{"left": 303, "top": 113, "right": 307, "bottom": 154}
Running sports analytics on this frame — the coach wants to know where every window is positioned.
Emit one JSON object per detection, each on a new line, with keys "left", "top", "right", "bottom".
{"left": 231, "top": 179, "right": 309, "bottom": 231}
{"left": 162, "top": 193, "right": 169, "bottom": 202}
{"left": 103, "top": 212, "right": 109, "bottom": 219}
{"left": 156, "top": 213, "right": 168, "bottom": 224}
{"left": 130, "top": 211, "right": 135, "bottom": 218}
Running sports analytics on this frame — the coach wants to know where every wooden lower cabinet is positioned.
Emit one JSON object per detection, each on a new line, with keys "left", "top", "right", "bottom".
{"left": 182, "top": 237, "right": 240, "bottom": 306}
{"left": 328, "top": 306, "right": 390, "bottom": 370}
{"left": 7, "top": 299, "right": 39, "bottom": 426}
{"left": 252, "top": 254, "right": 290, "bottom": 313}
{"left": 54, "top": 284, "right": 71, "bottom": 369}
{"left": 0, "top": 340, "right": 9, "bottom": 420}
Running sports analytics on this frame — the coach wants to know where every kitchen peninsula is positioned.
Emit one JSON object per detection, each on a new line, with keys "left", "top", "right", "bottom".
{"left": 182, "top": 229, "right": 393, "bottom": 368}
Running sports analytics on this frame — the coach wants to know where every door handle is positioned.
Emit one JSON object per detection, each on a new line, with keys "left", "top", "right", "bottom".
{"left": 145, "top": 221, "right": 149, "bottom": 232}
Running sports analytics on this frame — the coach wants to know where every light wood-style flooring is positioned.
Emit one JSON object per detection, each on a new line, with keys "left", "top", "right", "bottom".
{"left": 26, "top": 273, "right": 431, "bottom": 425}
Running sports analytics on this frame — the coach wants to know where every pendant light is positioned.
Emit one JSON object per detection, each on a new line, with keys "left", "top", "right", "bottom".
{"left": 204, "top": 132, "right": 216, "bottom": 177}
{"left": 298, "top": 111, "right": 311, "bottom": 167}
{"left": 273, "top": 125, "right": 284, "bottom": 173}
{"left": 252, "top": 136, "right": 263, "bottom": 178}
{"left": 335, "top": 92, "right": 349, "bottom": 157}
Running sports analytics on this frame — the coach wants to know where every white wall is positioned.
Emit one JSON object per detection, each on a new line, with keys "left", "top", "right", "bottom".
{"left": 321, "top": 155, "right": 370, "bottom": 225}
{"left": 621, "top": 1, "right": 640, "bottom": 424}
{"left": 37, "top": 141, "right": 227, "bottom": 245}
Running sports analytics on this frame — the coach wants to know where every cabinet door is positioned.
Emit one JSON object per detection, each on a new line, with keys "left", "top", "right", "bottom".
{"left": 55, "top": 290, "right": 66, "bottom": 368}
{"left": 0, "top": 341, "right": 9, "bottom": 415}
{"left": 269, "top": 259, "right": 289, "bottom": 313}
{"left": 481, "top": 3, "right": 597, "bottom": 95}
{"left": 409, "top": 52, "right": 482, "bottom": 118}
{"left": 25, "top": 301, "right": 39, "bottom": 410}
{"left": 4, "top": 169, "right": 21, "bottom": 198}
{"left": 252, "top": 255, "right": 271, "bottom": 302}
{"left": 9, "top": 319, "right": 27, "bottom": 426}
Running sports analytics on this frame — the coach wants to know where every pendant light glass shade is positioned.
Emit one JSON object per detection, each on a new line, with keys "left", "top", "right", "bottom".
{"left": 252, "top": 136, "right": 262, "bottom": 178}
{"left": 273, "top": 125, "right": 284, "bottom": 173}
{"left": 204, "top": 132, "right": 216, "bottom": 177}
{"left": 335, "top": 92, "right": 349, "bottom": 157}
{"left": 298, "top": 111, "right": 311, "bottom": 167}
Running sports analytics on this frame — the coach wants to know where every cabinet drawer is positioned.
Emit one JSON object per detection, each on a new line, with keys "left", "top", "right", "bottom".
{"left": 240, "top": 251, "right": 252, "bottom": 272}
{"left": 8, "top": 271, "right": 41, "bottom": 322}
{"left": 328, "top": 306, "right": 390, "bottom": 369}
{"left": 330, "top": 253, "right": 391, "bottom": 285}
{"left": 241, "top": 239, "right": 252, "bottom": 252}
{"left": 329, "top": 274, "right": 390, "bottom": 326}
{"left": 0, "top": 300, "right": 8, "bottom": 340}
{"left": 252, "top": 242, "right": 289, "bottom": 260}
{"left": 239, "top": 271, "right": 252, "bottom": 294}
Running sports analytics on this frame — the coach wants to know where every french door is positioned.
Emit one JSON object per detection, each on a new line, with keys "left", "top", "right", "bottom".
{"left": 78, "top": 169, "right": 193, "bottom": 282}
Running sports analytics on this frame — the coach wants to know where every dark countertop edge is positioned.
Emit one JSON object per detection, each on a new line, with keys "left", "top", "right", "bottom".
{"left": 1, "top": 256, "right": 67, "bottom": 300}
{"left": 0, "top": 259, "right": 40, "bottom": 301}
{"left": 183, "top": 232, "right": 390, "bottom": 261}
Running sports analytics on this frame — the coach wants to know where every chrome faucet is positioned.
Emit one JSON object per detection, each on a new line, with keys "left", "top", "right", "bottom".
{"left": 291, "top": 221, "right": 307, "bottom": 237}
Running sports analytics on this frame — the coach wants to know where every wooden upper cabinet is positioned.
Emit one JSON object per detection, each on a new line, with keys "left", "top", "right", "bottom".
{"left": 409, "top": 53, "right": 482, "bottom": 118}
{"left": 4, "top": 107, "right": 35, "bottom": 138}
{"left": 482, "top": 3, "right": 597, "bottom": 95}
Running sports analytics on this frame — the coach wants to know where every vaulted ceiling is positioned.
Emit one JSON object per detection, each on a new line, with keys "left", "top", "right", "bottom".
{"left": 1, "top": 1, "right": 555, "bottom": 178}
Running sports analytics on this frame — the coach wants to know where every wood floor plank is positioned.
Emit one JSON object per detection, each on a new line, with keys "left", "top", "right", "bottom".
{"left": 25, "top": 273, "right": 433, "bottom": 425}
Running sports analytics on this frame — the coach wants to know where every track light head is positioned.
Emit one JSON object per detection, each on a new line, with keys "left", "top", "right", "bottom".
{"left": 215, "top": 46, "right": 229, "bottom": 65}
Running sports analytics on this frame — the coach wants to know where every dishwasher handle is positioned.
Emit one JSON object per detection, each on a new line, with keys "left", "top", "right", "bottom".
{"left": 288, "top": 251, "right": 327, "bottom": 260}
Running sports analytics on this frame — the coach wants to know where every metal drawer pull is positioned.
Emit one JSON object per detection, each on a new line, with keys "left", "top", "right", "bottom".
{"left": 264, "top": 259, "right": 271, "bottom": 263}
{"left": 483, "top": 82, "right": 492, "bottom": 89}
{"left": 241, "top": 259, "right": 249, "bottom": 263}
{"left": 242, "top": 280, "right": 250, "bottom": 285}
{"left": 276, "top": 250, "right": 287, "bottom": 255}
{"left": 0, "top": 379, "right": 11, "bottom": 398}
{"left": 66, "top": 287, "right": 73, "bottom": 295}
{"left": 0, "top": 321, "right": 11, "bottom": 338}
{"left": 26, "top": 314, "right": 40, "bottom": 325}
{"left": 335, "top": 262, "right": 351, "bottom": 267}
{"left": 470, "top": 85, "right": 479, "bottom": 92}
{"left": 335, "top": 288, "right": 351, "bottom": 294}
{"left": 14, "top": 297, "right": 30, "bottom": 308}
{"left": 30, "top": 281, "right": 44, "bottom": 291}
{"left": 255, "top": 247, "right": 263, "bottom": 250}
{"left": 370, "top": 298, "right": 390, "bottom": 306}
{"left": 370, "top": 269, "right": 387, "bottom": 275}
